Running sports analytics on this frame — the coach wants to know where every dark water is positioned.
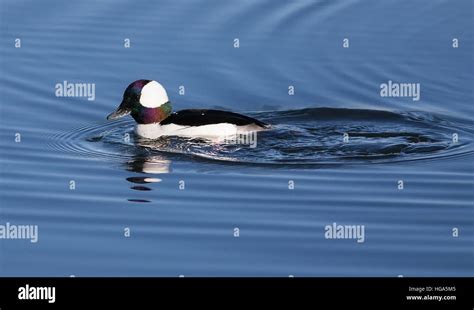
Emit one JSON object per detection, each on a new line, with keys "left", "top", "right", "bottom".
{"left": 1, "top": 0, "right": 473, "bottom": 276}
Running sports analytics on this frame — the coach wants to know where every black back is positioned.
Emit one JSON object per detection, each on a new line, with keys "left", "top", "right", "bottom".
{"left": 160, "top": 109, "right": 270, "bottom": 128}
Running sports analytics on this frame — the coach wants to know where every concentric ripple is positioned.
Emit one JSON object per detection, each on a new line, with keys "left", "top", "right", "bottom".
{"left": 47, "top": 108, "right": 474, "bottom": 165}
{"left": 48, "top": 119, "right": 139, "bottom": 160}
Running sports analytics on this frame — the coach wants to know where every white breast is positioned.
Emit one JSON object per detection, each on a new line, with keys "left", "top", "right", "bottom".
{"left": 136, "top": 123, "right": 243, "bottom": 141}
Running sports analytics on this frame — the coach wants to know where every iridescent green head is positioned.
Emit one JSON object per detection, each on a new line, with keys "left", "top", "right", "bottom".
{"left": 107, "top": 80, "right": 172, "bottom": 124}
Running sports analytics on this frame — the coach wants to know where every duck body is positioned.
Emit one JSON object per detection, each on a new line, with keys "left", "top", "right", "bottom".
{"left": 107, "top": 80, "right": 270, "bottom": 140}
{"left": 137, "top": 109, "right": 270, "bottom": 139}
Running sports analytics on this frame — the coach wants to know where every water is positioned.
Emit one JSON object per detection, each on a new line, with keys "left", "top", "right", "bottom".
{"left": 1, "top": 0, "right": 473, "bottom": 276}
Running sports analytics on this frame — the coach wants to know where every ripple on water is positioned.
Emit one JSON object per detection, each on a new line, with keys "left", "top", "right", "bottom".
{"left": 47, "top": 108, "right": 474, "bottom": 166}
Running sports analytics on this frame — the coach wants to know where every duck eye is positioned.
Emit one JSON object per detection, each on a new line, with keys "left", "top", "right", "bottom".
{"left": 127, "top": 94, "right": 138, "bottom": 101}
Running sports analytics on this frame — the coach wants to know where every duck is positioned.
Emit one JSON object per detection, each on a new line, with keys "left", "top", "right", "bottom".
{"left": 107, "top": 79, "right": 270, "bottom": 140}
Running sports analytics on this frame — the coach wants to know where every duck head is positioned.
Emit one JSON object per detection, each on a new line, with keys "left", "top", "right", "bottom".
{"left": 107, "top": 79, "right": 172, "bottom": 124}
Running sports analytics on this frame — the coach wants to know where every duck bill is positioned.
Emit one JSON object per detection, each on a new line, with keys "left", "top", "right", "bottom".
{"left": 107, "top": 105, "right": 131, "bottom": 120}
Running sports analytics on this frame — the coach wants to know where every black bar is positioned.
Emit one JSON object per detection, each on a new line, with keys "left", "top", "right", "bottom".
{"left": 0, "top": 277, "right": 472, "bottom": 308}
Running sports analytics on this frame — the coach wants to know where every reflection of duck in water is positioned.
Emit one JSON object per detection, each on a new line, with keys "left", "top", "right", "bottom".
{"left": 126, "top": 155, "right": 171, "bottom": 175}
{"left": 107, "top": 79, "right": 270, "bottom": 140}
{"left": 126, "top": 155, "right": 171, "bottom": 202}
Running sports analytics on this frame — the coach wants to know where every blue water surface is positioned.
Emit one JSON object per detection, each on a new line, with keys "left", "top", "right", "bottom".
{"left": 0, "top": 0, "right": 473, "bottom": 276}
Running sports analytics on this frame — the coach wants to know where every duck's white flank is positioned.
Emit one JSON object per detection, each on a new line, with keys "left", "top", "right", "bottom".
{"left": 136, "top": 123, "right": 264, "bottom": 140}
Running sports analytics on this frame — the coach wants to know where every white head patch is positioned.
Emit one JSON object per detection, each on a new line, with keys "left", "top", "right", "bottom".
{"left": 139, "top": 80, "right": 169, "bottom": 108}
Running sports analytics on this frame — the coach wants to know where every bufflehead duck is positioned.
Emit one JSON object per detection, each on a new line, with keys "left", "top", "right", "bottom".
{"left": 107, "top": 79, "right": 270, "bottom": 140}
